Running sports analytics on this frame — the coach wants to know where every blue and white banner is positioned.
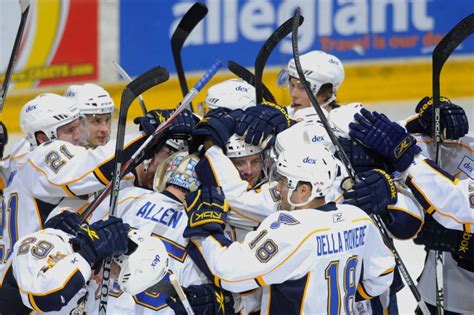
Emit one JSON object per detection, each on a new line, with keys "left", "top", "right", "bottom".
{"left": 120, "top": 0, "right": 474, "bottom": 76}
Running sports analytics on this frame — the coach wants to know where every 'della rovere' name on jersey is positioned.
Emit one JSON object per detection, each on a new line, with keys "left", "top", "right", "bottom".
{"left": 316, "top": 225, "right": 367, "bottom": 256}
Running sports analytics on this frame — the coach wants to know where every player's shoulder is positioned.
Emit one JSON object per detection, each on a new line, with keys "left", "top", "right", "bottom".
{"left": 14, "top": 228, "right": 72, "bottom": 251}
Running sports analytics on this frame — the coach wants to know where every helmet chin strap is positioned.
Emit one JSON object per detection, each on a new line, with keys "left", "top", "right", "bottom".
{"left": 319, "top": 95, "right": 336, "bottom": 109}
{"left": 286, "top": 188, "right": 312, "bottom": 210}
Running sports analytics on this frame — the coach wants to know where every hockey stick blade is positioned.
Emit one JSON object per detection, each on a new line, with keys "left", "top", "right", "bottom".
{"left": 228, "top": 60, "right": 276, "bottom": 104}
{"left": 291, "top": 8, "right": 430, "bottom": 315}
{"left": 172, "top": 2, "right": 208, "bottom": 102}
{"left": 112, "top": 61, "right": 148, "bottom": 114}
{"left": 0, "top": 0, "right": 30, "bottom": 113}
{"left": 255, "top": 15, "right": 303, "bottom": 104}
{"left": 79, "top": 60, "right": 222, "bottom": 223}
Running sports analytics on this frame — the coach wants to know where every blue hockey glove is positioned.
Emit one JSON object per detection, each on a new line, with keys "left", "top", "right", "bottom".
{"left": 343, "top": 169, "right": 398, "bottom": 216}
{"left": 166, "top": 284, "right": 235, "bottom": 315}
{"left": 189, "top": 108, "right": 242, "bottom": 153}
{"left": 184, "top": 186, "right": 229, "bottom": 238}
{"left": 338, "top": 137, "right": 389, "bottom": 173}
{"left": 165, "top": 109, "right": 200, "bottom": 139}
{"left": 405, "top": 96, "right": 469, "bottom": 140}
{"left": 70, "top": 216, "right": 130, "bottom": 265}
{"left": 44, "top": 211, "right": 81, "bottom": 235}
{"left": 349, "top": 108, "right": 421, "bottom": 172}
{"left": 235, "top": 101, "right": 291, "bottom": 146}
{"left": 134, "top": 109, "right": 170, "bottom": 135}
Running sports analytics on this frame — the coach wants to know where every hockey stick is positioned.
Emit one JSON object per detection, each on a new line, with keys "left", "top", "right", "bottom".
{"left": 255, "top": 15, "right": 303, "bottom": 104}
{"left": 112, "top": 61, "right": 148, "bottom": 115}
{"left": 291, "top": 8, "right": 430, "bottom": 315}
{"left": 431, "top": 13, "right": 474, "bottom": 314}
{"left": 79, "top": 60, "right": 222, "bottom": 224}
{"left": 97, "top": 65, "right": 170, "bottom": 314}
{"left": 172, "top": 2, "right": 208, "bottom": 110}
{"left": 0, "top": 0, "right": 30, "bottom": 113}
{"left": 227, "top": 60, "right": 276, "bottom": 104}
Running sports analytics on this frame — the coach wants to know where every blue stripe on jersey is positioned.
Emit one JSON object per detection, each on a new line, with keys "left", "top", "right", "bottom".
{"left": 267, "top": 274, "right": 309, "bottom": 315}
{"left": 154, "top": 235, "right": 187, "bottom": 263}
{"left": 29, "top": 268, "right": 85, "bottom": 312}
{"left": 405, "top": 175, "right": 432, "bottom": 212}
{"left": 187, "top": 240, "right": 215, "bottom": 284}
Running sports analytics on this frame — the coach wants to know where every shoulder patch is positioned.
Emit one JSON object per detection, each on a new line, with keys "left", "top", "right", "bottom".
{"left": 270, "top": 213, "right": 300, "bottom": 229}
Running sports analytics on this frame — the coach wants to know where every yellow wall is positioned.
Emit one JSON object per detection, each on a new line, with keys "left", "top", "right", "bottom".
{"left": 2, "top": 58, "right": 473, "bottom": 133}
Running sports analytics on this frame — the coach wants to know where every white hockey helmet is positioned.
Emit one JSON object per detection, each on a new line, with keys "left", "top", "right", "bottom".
{"left": 225, "top": 134, "right": 264, "bottom": 159}
{"left": 165, "top": 138, "right": 188, "bottom": 152}
{"left": 64, "top": 83, "right": 114, "bottom": 115}
{"left": 275, "top": 120, "right": 335, "bottom": 157}
{"left": 328, "top": 103, "right": 364, "bottom": 139}
{"left": 276, "top": 143, "right": 337, "bottom": 208}
{"left": 153, "top": 151, "right": 200, "bottom": 193}
{"left": 114, "top": 230, "right": 169, "bottom": 295}
{"left": 200, "top": 78, "right": 256, "bottom": 115}
{"left": 20, "top": 93, "right": 81, "bottom": 147}
{"left": 287, "top": 51, "right": 344, "bottom": 98}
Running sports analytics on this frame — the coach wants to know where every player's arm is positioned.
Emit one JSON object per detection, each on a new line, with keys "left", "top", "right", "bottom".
{"left": 12, "top": 229, "right": 92, "bottom": 312}
{"left": 356, "top": 221, "right": 395, "bottom": 300}
{"left": 21, "top": 132, "right": 146, "bottom": 199}
{"left": 183, "top": 187, "right": 314, "bottom": 293}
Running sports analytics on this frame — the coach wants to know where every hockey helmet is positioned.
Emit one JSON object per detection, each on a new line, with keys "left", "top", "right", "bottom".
{"left": 64, "top": 83, "right": 114, "bottom": 115}
{"left": 287, "top": 51, "right": 344, "bottom": 99}
{"left": 114, "top": 229, "right": 169, "bottom": 295}
{"left": 20, "top": 93, "right": 81, "bottom": 147}
{"left": 153, "top": 151, "right": 200, "bottom": 193}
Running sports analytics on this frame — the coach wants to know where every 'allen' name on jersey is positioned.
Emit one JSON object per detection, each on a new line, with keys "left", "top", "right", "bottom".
{"left": 316, "top": 225, "right": 367, "bottom": 256}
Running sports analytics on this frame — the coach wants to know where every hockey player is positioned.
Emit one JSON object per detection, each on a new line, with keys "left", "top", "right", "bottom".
{"left": 283, "top": 50, "right": 345, "bottom": 121}
{"left": 64, "top": 83, "right": 115, "bottom": 148}
{"left": 0, "top": 214, "right": 131, "bottom": 314}
{"left": 348, "top": 107, "right": 474, "bottom": 314}
{"left": 90, "top": 151, "right": 236, "bottom": 314}
{"left": 182, "top": 143, "right": 395, "bottom": 314}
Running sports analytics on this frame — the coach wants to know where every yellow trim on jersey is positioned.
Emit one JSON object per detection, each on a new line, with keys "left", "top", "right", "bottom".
{"left": 28, "top": 293, "right": 44, "bottom": 312}
{"left": 464, "top": 224, "right": 471, "bottom": 233}
{"left": 408, "top": 175, "right": 474, "bottom": 225}
{"left": 266, "top": 286, "right": 272, "bottom": 315}
{"left": 27, "top": 134, "right": 145, "bottom": 187}
{"left": 93, "top": 168, "right": 109, "bottom": 185}
{"left": 299, "top": 272, "right": 311, "bottom": 315}
{"left": 217, "top": 228, "right": 331, "bottom": 284}
{"left": 334, "top": 193, "right": 344, "bottom": 204}
{"left": 0, "top": 260, "right": 12, "bottom": 287}
{"left": 352, "top": 217, "right": 372, "bottom": 223}
{"left": 229, "top": 207, "right": 261, "bottom": 223}
{"left": 357, "top": 283, "right": 372, "bottom": 300}
{"left": 256, "top": 276, "right": 267, "bottom": 287}
{"left": 386, "top": 206, "right": 423, "bottom": 223}
{"left": 417, "top": 139, "right": 474, "bottom": 153}
{"left": 19, "top": 267, "right": 80, "bottom": 296}
{"left": 204, "top": 150, "right": 222, "bottom": 186}
{"left": 32, "top": 198, "right": 44, "bottom": 229}
{"left": 422, "top": 160, "right": 460, "bottom": 184}
{"left": 117, "top": 195, "right": 142, "bottom": 205}
{"left": 10, "top": 152, "right": 28, "bottom": 161}
{"left": 380, "top": 266, "right": 395, "bottom": 276}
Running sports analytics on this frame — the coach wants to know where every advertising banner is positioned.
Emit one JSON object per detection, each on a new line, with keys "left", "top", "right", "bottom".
{"left": 120, "top": 0, "right": 474, "bottom": 76}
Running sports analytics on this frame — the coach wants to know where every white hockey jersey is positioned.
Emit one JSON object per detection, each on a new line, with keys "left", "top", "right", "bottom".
{"left": 9, "top": 228, "right": 97, "bottom": 314}
{"left": 0, "top": 138, "right": 30, "bottom": 191}
{"left": 191, "top": 203, "right": 395, "bottom": 315}
{"left": 97, "top": 186, "right": 208, "bottom": 314}
{"left": 0, "top": 132, "right": 145, "bottom": 278}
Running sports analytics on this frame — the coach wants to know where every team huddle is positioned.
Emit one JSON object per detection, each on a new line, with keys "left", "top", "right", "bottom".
{"left": 0, "top": 49, "right": 472, "bottom": 315}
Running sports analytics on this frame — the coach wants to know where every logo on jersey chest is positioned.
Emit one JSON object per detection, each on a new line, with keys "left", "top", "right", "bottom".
{"left": 458, "top": 155, "right": 474, "bottom": 179}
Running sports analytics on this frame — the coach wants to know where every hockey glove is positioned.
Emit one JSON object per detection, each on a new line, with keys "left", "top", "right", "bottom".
{"left": 165, "top": 109, "right": 200, "bottom": 139}
{"left": 349, "top": 108, "right": 421, "bottom": 172}
{"left": 184, "top": 186, "right": 229, "bottom": 238}
{"left": 189, "top": 108, "right": 242, "bottom": 153}
{"left": 414, "top": 214, "right": 474, "bottom": 262}
{"left": 44, "top": 211, "right": 81, "bottom": 236}
{"left": 343, "top": 169, "right": 398, "bottom": 216}
{"left": 235, "top": 101, "right": 292, "bottom": 146}
{"left": 338, "top": 137, "right": 389, "bottom": 173}
{"left": 405, "top": 96, "right": 469, "bottom": 140}
{"left": 166, "top": 284, "right": 235, "bottom": 315}
{"left": 70, "top": 216, "right": 130, "bottom": 266}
